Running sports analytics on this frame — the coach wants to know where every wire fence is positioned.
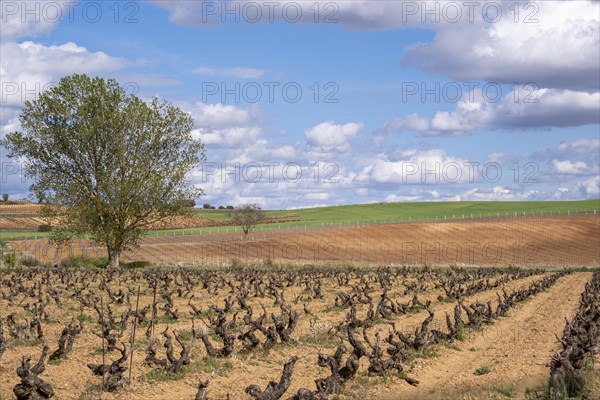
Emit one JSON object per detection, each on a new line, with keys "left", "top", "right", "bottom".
{"left": 1, "top": 209, "right": 597, "bottom": 242}
{"left": 4, "top": 212, "right": 599, "bottom": 268}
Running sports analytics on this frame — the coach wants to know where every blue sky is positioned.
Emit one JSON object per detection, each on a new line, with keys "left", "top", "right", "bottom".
{"left": 1, "top": 0, "right": 599, "bottom": 208}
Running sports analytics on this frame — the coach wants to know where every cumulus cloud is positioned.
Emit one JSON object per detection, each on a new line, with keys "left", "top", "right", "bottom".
{"left": 380, "top": 88, "right": 600, "bottom": 136}
{"left": 185, "top": 102, "right": 264, "bottom": 149}
{"left": 305, "top": 121, "right": 363, "bottom": 150}
{"left": 551, "top": 160, "right": 597, "bottom": 176}
{"left": 0, "top": 41, "right": 131, "bottom": 108}
{"left": 0, "top": 0, "right": 60, "bottom": 42}
{"left": 354, "top": 149, "right": 473, "bottom": 186}
{"left": 148, "top": 0, "right": 414, "bottom": 28}
{"left": 402, "top": 1, "right": 600, "bottom": 91}
{"left": 151, "top": 1, "right": 599, "bottom": 93}
{"left": 530, "top": 138, "right": 600, "bottom": 179}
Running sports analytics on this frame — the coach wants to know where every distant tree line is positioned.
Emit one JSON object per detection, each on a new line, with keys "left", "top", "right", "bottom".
{"left": 202, "top": 203, "right": 234, "bottom": 210}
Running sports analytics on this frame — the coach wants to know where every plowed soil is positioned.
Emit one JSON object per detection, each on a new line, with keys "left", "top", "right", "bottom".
{"left": 9, "top": 215, "right": 598, "bottom": 267}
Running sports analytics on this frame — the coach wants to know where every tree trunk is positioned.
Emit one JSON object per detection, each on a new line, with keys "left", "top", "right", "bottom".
{"left": 107, "top": 246, "right": 121, "bottom": 269}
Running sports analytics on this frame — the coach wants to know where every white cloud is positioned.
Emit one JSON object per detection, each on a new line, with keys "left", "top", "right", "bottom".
{"left": 190, "top": 102, "right": 263, "bottom": 128}
{"left": 0, "top": 41, "right": 131, "bottom": 107}
{"left": 354, "top": 149, "right": 472, "bottom": 186}
{"left": 402, "top": 1, "right": 600, "bottom": 91}
{"left": 184, "top": 102, "right": 265, "bottom": 148}
{"left": 0, "top": 0, "right": 59, "bottom": 42}
{"left": 551, "top": 160, "right": 597, "bottom": 176}
{"left": 305, "top": 121, "right": 363, "bottom": 149}
{"left": 533, "top": 138, "right": 600, "bottom": 178}
{"left": 578, "top": 176, "right": 600, "bottom": 197}
{"left": 151, "top": 0, "right": 599, "bottom": 92}
{"left": 380, "top": 88, "right": 600, "bottom": 136}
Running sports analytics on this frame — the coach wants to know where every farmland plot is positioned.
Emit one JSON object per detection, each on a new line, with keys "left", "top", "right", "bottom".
{"left": 8, "top": 215, "right": 599, "bottom": 267}
{"left": 0, "top": 265, "right": 597, "bottom": 400}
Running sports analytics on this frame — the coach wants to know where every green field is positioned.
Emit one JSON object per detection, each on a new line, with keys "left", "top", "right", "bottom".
{"left": 1, "top": 199, "right": 598, "bottom": 241}
{"left": 195, "top": 199, "right": 600, "bottom": 224}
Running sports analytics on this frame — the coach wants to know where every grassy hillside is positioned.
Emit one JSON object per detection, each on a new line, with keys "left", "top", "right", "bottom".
{"left": 196, "top": 199, "right": 600, "bottom": 224}
{"left": 2, "top": 199, "right": 598, "bottom": 241}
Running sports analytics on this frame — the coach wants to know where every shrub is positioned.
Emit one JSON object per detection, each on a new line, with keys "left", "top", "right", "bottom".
{"left": 60, "top": 255, "right": 108, "bottom": 269}
{"left": 37, "top": 224, "right": 52, "bottom": 232}
{"left": 21, "top": 255, "right": 40, "bottom": 267}
{"left": 3, "top": 253, "right": 17, "bottom": 268}
{"left": 474, "top": 365, "right": 491, "bottom": 376}
{"left": 123, "top": 260, "right": 153, "bottom": 269}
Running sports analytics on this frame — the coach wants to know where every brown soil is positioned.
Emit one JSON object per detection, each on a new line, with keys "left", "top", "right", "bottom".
{"left": 0, "top": 268, "right": 594, "bottom": 400}
{"left": 11, "top": 215, "right": 598, "bottom": 267}
{"left": 0, "top": 204, "right": 298, "bottom": 231}
{"left": 389, "top": 272, "right": 592, "bottom": 400}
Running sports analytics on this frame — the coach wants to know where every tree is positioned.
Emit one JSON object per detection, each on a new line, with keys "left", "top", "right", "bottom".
{"left": 1, "top": 194, "right": 7, "bottom": 202}
{"left": 0, "top": 74, "right": 205, "bottom": 268}
{"left": 182, "top": 199, "right": 196, "bottom": 208}
{"left": 230, "top": 203, "right": 265, "bottom": 240}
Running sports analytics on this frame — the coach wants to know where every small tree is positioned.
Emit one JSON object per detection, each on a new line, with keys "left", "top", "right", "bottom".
{"left": 203, "top": 203, "right": 212, "bottom": 209}
{"left": 1, "top": 194, "right": 8, "bottom": 202}
{"left": 231, "top": 203, "right": 265, "bottom": 240}
{"left": 1, "top": 74, "right": 204, "bottom": 268}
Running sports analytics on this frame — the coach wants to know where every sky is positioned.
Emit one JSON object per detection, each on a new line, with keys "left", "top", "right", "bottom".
{"left": 0, "top": 0, "right": 599, "bottom": 209}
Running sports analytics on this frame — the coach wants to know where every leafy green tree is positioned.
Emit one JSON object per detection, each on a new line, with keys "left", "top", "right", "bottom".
{"left": 1, "top": 193, "right": 8, "bottom": 202}
{"left": 1, "top": 74, "right": 205, "bottom": 268}
{"left": 231, "top": 203, "right": 265, "bottom": 240}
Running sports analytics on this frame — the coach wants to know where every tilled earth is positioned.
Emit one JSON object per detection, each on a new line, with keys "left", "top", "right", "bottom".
{"left": 10, "top": 215, "right": 599, "bottom": 267}
{"left": 0, "top": 266, "right": 596, "bottom": 400}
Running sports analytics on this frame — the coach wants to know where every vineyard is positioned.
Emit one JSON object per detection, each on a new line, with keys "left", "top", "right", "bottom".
{"left": 0, "top": 265, "right": 598, "bottom": 400}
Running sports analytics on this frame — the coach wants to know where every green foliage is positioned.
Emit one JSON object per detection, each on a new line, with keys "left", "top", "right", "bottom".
{"left": 496, "top": 387, "right": 515, "bottom": 397}
{"left": 199, "top": 356, "right": 233, "bottom": 376}
{"left": 77, "top": 314, "right": 94, "bottom": 323}
{"left": 3, "top": 253, "right": 17, "bottom": 268}
{"left": 158, "top": 314, "right": 178, "bottom": 324}
{"left": 0, "top": 74, "right": 205, "bottom": 268}
{"left": 231, "top": 203, "right": 265, "bottom": 238}
{"left": 1, "top": 193, "right": 8, "bottom": 202}
{"left": 474, "top": 365, "right": 492, "bottom": 376}
{"left": 60, "top": 255, "right": 108, "bottom": 269}
{"left": 37, "top": 224, "right": 52, "bottom": 232}
{"left": 122, "top": 260, "right": 153, "bottom": 269}
{"left": 20, "top": 255, "right": 40, "bottom": 267}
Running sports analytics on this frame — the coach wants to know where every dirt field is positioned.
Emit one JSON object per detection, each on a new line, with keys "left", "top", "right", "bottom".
{"left": 8, "top": 215, "right": 599, "bottom": 267}
{"left": 0, "top": 204, "right": 297, "bottom": 231}
{"left": 0, "top": 266, "right": 596, "bottom": 400}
